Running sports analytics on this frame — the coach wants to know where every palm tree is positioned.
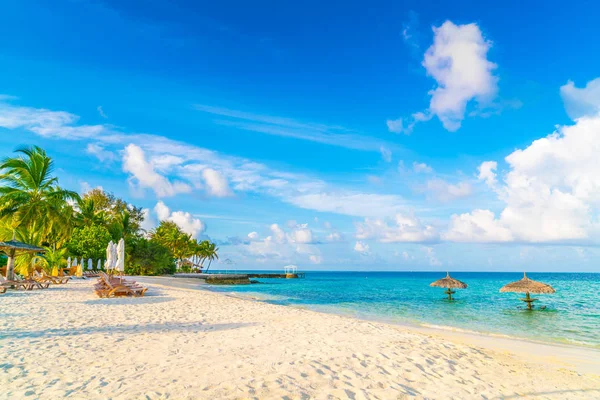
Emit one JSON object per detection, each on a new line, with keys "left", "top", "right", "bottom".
{"left": 0, "top": 146, "right": 80, "bottom": 243}
{"left": 41, "top": 246, "right": 67, "bottom": 275}
{"left": 75, "top": 197, "right": 107, "bottom": 227}
{"left": 204, "top": 242, "right": 219, "bottom": 273}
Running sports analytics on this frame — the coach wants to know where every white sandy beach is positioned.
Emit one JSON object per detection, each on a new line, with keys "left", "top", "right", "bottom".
{"left": 2, "top": 278, "right": 599, "bottom": 399}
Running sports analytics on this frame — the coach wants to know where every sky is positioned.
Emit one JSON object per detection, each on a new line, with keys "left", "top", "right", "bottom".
{"left": 1, "top": 0, "right": 600, "bottom": 271}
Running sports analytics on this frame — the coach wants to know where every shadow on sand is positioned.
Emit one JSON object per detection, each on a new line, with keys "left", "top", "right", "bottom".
{"left": 1, "top": 321, "right": 257, "bottom": 340}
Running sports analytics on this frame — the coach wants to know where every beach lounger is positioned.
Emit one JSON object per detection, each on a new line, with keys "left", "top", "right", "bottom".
{"left": 0, "top": 275, "right": 35, "bottom": 290}
{"left": 15, "top": 275, "right": 50, "bottom": 289}
{"left": 34, "top": 271, "right": 70, "bottom": 284}
{"left": 94, "top": 275, "right": 147, "bottom": 298}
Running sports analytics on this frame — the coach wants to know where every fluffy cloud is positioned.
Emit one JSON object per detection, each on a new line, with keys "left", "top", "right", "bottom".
{"left": 356, "top": 214, "right": 439, "bottom": 243}
{"left": 154, "top": 201, "right": 206, "bottom": 239}
{"left": 560, "top": 78, "right": 600, "bottom": 120}
{"left": 478, "top": 161, "right": 497, "bottom": 187}
{"left": 354, "top": 241, "right": 370, "bottom": 254}
{"left": 202, "top": 168, "right": 233, "bottom": 197}
{"left": 389, "top": 21, "right": 498, "bottom": 133}
{"left": 425, "top": 179, "right": 472, "bottom": 202}
{"left": 446, "top": 83, "right": 600, "bottom": 243}
{"left": 423, "top": 21, "right": 498, "bottom": 131}
{"left": 247, "top": 231, "right": 259, "bottom": 241}
{"left": 122, "top": 144, "right": 192, "bottom": 197}
{"left": 443, "top": 209, "right": 513, "bottom": 242}
{"left": 386, "top": 118, "right": 404, "bottom": 134}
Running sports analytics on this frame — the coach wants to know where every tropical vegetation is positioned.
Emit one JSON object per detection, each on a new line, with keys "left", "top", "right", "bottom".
{"left": 0, "top": 145, "right": 219, "bottom": 277}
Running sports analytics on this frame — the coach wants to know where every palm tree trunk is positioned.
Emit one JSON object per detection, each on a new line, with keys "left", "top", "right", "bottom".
{"left": 206, "top": 259, "right": 213, "bottom": 273}
{"left": 6, "top": 249, "right": 16, "bottom": 280}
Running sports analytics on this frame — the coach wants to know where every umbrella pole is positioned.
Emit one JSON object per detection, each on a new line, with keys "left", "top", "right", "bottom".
{"left": 522, "top": 292, "right": 534, "bottom": 310}
{"left": 445, "top": 288, "right": 455, "bottom": 301}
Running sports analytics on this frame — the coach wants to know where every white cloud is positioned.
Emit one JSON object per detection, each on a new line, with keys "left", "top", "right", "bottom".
{"left": 478, "top": 161, "right": 498, "bottom": 187}
{"left": 560, "top": 78, "right": 600, "bottom": 120}
{"left": 379, "top": 146, "right": 392, "bottom": 162}
{"left": 445, "top": 84, "right": 600, "bottom": 243}
{"left": 425, "top": 179, "right": 472, "bottom": 202}
{"left": 0, "top": 97, "right": 105, "bottom": 139}
{"left": 354, "top": 241, "right": 370, "bottom": 254}
{"left": 413, "top": 162, "right": 433, "bottom": 173}
{"left": 194, "top": 104, "right": 397, "bottom": 154}
{"left": 423, "top": 21, "right": 498, "bottom": 131}
{"left": 391, "top": 21, "right": 498, "bottom": 133}
{"left": 202, "top": 168, "right": 233, "bottom": 197}
{"left": 247, "top": 231, "right": 259, "bottom": 241}
{"left": 86, "top": 143, "right": 115, "bottom": 163}
{"left": 386, "top": 118, "right": 404, "bottom": 134}
{"left": 356, "top": 214, "right": 439, "bottom": 243}
{"left": 154, "top": 201, "right": 206, "bottom": 239}
{"left": 443, "top": 209, "right": 513, "bottom": 242}
{"left": 122, "top": 144, "right": 192, "bottom": 197}
{"left": 0, "top": 96, "right": 414, "bottom": 219}
{"left": 290, "top": 225, "right": 314, "bottom": 244}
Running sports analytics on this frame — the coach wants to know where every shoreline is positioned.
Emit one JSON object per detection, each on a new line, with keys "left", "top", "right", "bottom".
{"left": 4, "top": 278, "right": 600, "bottom": 399}
{"left": 140, "top": 275, "right": 600, "bottom": 353}
{"left": 137, "top": 276, "right": 600, "bottom": 375}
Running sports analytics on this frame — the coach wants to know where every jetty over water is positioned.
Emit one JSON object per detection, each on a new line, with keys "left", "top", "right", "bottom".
{"left": 173, "top": 272, "right": 305, "bottom": 285}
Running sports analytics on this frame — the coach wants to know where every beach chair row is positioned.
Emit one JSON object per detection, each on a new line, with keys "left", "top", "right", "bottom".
{"left": 0, "top": 270, "right": 70, "bottom": 292}
{"left": 94, "top": 272, "right": 147, "bottom": 298}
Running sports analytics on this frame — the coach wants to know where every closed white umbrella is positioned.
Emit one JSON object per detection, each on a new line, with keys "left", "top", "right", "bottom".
{"left": 67, "top": 257, "right": 71, "bottom": 268}
{"left": 88, "top": 259, "right": 93, "bottom": 270}
{"left": 105, "top": 241, "right": 114, "bottom": 272}
{"left": 97, "top": 259, "right": 101, "bottom": 271}
{"left": 116, "top": 238, "right": 125, "bottom": 273}
{"left": 72, "top": 257, "right": 78, "bottom": 267}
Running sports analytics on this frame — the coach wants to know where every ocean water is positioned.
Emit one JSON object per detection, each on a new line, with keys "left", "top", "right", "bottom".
{"left": 207, "top": 271, "right": 600, "bottom": 348}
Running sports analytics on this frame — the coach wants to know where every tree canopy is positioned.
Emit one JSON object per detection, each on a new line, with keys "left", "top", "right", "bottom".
{"left": 0, "top": 145, "right": 219, "bottom": 278}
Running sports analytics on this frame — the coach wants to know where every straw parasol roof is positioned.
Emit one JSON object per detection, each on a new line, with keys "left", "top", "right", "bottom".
{"left": 0, "top": 238, "right": 45, "bottom": 254}
{"left": 0, "top": 233, "right": 46, "bottom": 280}
{"left": 499, "top": 272, "right": 555, "bottom": 294}
{"left": 430, "top": 272, "right": 467, "bottom": 289}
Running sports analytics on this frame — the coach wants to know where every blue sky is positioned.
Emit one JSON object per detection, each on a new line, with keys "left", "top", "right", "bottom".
{"left": 2, "top": 0, "right": 600, "bottom": 271}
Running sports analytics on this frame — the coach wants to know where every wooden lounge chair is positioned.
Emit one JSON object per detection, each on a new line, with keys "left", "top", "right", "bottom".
{"left": 15, "top": 275, "right": 50, "bottom": 289}
{"left": 33, "top": 271, "right": 70, "bottom": 284}
{"left": 0, "top": 275, "right": 35, "bottom": 290}
{"left": 95, "top": 275, "right": 147, "bottom": 298}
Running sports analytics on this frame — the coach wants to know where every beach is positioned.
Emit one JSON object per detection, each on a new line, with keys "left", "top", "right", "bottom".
{"left": 2, "top": 279, "right": 599, "bottom": 399}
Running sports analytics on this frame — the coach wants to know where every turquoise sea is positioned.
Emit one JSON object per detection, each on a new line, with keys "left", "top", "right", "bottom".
{"left": 208, "top": 271, "right": 600, "bottom": 348}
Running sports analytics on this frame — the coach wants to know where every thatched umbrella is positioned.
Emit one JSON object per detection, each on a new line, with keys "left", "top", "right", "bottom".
{"left": 430, "top": 272, "right": 467, "bottom": 300}
{"left": 500, "top": 272, "right": 555, "bottom": 310}
{"left": 0, "top": 233, "right": 46, "bottom": 280}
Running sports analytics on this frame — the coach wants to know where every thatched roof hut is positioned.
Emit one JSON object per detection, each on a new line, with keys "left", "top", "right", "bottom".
{"left": 0, "top": 234, "right": 45, "bottom": 280}
{"left": 500, "top": 272, "right": 555, "bottom": 310}
{"left": 430, "top": 272, "right": 467, "bottom": 300}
